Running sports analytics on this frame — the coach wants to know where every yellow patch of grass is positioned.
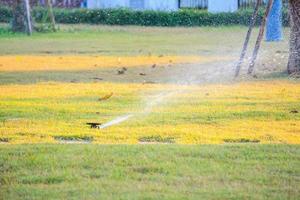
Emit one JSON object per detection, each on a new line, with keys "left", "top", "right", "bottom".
{"left": 0, "top": 81, "right": 299, "bottom": 144}
{"left": 0, "top": 55, "right": 230, "bottom": 72}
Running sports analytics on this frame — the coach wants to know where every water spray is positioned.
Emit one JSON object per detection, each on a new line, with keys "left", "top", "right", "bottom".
{"left": 98, "top": 91, "right": 176, "bottom": 129}
{"left": 98, "top": 114, "right": 133, "bottom": 129}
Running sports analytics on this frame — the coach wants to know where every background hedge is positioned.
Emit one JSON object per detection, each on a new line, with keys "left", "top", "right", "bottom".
{"left": 0, "top": 6, "right": 290, "bottom": 27}
{"left": 0, "top": 6, "right": 12, "bottom": 23}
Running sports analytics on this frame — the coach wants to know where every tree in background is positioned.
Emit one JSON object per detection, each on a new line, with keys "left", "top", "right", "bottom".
{"left": 11, "top": 0, "right": 32, "bottom": 34}
{"left": 11, "top": 0, "right": 27, "bottom": 32}
{"left": 288, "top": 0, "right": 300, "bottom": 74}
{"left": 11, "top": 0, "right": 56, "bottom": 34}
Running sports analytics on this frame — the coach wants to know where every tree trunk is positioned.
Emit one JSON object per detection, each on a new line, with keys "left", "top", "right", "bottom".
{"left": 46, "top": 0, "right": 56, "bottom": 31}
{"left": 24, "top": 0, "right": 33, "bottom": 35}
{"left": 287, "top": 0, "right": 300, "bottom": 74}
{"left": 12, "top": 0, "right": 26, "bottom": 32}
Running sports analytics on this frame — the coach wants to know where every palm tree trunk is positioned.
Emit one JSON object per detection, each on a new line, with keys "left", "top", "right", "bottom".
{"left": 287, "top": 0, "right": 300, "bottom": 74}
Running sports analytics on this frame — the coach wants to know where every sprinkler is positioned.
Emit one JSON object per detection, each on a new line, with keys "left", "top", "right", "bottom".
{"left": 86, "top": 122, "right": 102, "bottom": 129}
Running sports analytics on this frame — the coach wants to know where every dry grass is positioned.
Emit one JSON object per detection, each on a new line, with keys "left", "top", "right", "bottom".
{"left": 1, "top": 81, "right": 299, "bottom": 144}
{"left": 0, "top": 55, "right": 230, "bottom": 72}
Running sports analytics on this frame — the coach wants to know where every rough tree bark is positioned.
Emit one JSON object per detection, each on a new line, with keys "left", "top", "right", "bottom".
{"left": 287, "top": 0, "right": 300, "bottom": 74}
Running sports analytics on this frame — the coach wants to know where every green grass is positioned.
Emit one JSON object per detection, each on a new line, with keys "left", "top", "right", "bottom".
{"left": 0, "top": 24, "right": 289, "bottom": 56}
{"left": 0, "top": 144, "right": 299, "bottom": 200}
{"left": 0, "top": 25, "right": 243, "bottom": 56}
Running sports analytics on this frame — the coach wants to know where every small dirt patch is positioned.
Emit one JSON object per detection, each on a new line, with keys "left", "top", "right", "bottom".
{"left": 132, "top": 166, "right": 166, "bottom": 174}
{"left": 138, "top": 136, "right": 175, "bottom": 144}
{"left": 0, "top": 137, "right": 10, "bottom": 143}
{"left": 53, "top": 135, "right": 93, "bottom": 144}
{"left": 224, "top": 138, "right": 260, "bottom": 143}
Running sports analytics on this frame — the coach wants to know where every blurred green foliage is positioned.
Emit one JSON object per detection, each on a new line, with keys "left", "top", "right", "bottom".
{"left": 0, "top": 6, "right": 289, "bottom": 27}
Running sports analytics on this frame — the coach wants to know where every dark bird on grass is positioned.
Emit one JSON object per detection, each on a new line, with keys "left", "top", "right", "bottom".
{"left": 99, "top": 92, "right": 113, "bottom": 101}
{"left": 92, "top": 77, "right": 103, "bottom": 80}
{"left": 143, "top": 81, "right": 156, "bottom": 84}
{"left": 139, "top": 73, "right": 146, "bottom": 76}
{"left": 152, "top": 64, "right": 157, "bottom": 68}
{"left": 117, "top": 67, "right": 127, "bottom": 75}
{"left": 70, "top": 79, "right": 78, "bottom": 83}
{"left": 117, "top": 69, "right": 125, "bottom": 75}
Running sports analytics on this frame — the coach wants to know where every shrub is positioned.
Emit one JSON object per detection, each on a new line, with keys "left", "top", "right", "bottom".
{"left": 0, "top": 6, "right": 290, "bottom": 27}
{"left": 0, "top": 6, "right": 12, "bottom": 23}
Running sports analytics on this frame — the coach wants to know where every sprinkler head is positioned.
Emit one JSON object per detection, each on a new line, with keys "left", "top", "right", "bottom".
{"left": 86, "top": 122, "right": 102, "bottom": 129}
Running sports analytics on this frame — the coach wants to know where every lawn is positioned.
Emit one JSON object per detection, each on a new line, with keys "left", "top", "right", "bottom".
{"left": 0, "top": 24, "right": 299, "bottom": 199}
{"left": 0, "top": 145, "right": 299, "bottom": 200}
{"left": 1, "top": 81, "right": 300, "bottom": 144}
